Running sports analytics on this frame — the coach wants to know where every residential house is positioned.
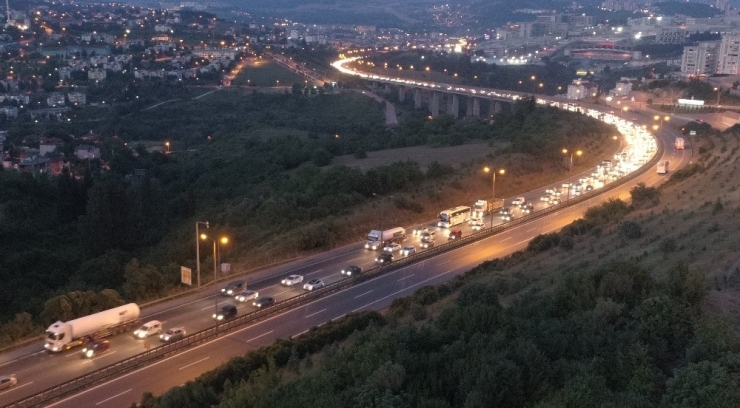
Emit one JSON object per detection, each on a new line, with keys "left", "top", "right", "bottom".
{"left": 88, "top": 68, "right": 106, "bottom": 81}
{"left": 75, "top": 144, "right": 101, "bottom": 160}
{"left": 40, "top": 138, "right": 63, "bottom": 156}
{"left": 68, "top": 92, "right": 86, "bottom": 105}
{"left": 17, "top": 155, "right": 51, "bottom": 174}
{"left": 47, "top": 93, "right": 66, "bottom": 107}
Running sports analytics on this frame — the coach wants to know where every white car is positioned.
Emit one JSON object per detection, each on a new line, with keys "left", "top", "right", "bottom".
{"left": 134, "top": 320, "right": 163, "bottom": 339}
{"left": 0, "top": 375, "right": 17, "bottom": 390}
{"left": 303, "top": 278, "right": 325, "bottom": 291}
{"left": 401, "top": 246, "right": 416, "bottom": 256}
{"left": 281, "top": 274, "right": 304, "bottom": 286}
{"left": 511, "top": 197, "right": 526, "bottom": 206}
{"left": 470, "top": 220, "right": 485, "bottom": 231}
{"left": 383, "top": 243, "right": 402, "bottom": 253}
{"left": 235, "top": 290, "right": 259, "bottom": 302}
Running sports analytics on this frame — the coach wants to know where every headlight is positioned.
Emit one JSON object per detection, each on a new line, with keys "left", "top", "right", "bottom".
{"left": 212, "top": 314, "right": 217, "bottom": 318}
{"left": 52, "top": 346, "right": 59, "bottom": 352}
{"left": 253, "top": 301, "right": 258, "bottom": 306}
{"left": 217, "top": 315, "right": 224, "bottom": 321}
{"left": 86, "top": 350, "right": 93, "bottom": 357}
{"left": 221, "top": 289, "right": 225, "bottom": 292}
{"left": 82, "top": 347, "right": 88, "bottom": 353}
{"left": 227, "top": 290, "right": 233, "bottom": 295}
{"left": 375, "top": 258, "right": 379, "bottom": 261}
{"left": 163, "top": 336, "right": 170, "bottom": 341}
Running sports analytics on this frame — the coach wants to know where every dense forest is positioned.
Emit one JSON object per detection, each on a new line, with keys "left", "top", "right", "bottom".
{"left": 135, "top": 192, "right": 737, "bottom": 408}
{"left": 0, "top": 91, "right": 615, "bottom": 347}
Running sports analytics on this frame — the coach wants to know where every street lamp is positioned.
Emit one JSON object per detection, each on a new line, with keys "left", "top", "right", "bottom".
{"left": 562, "top": 148, "right": 582, "bottom": 172}
{"left": 200, "top": 234, "right": 229, "bottom": 283}
{"left": 483, "top": 167, "right": 505, "bottom": 228}
{"left": 530, "top": 75, "right": 536, "bottom": 94}
{"left": 195, "top": 221, "right": 209, "bottom": 287}
{"left": 165, "top": 141, "right": 170, "bottom": 154}
{"left": 714, "top": 87, "right": 721, "bottom": 106}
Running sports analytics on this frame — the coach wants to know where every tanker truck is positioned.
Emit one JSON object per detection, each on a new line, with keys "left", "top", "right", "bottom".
{"left": 44, "top": 303, "right": 141, "bottom": 352}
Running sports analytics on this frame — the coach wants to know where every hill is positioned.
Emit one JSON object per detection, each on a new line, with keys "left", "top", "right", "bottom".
{"left": 133, "top": 122, "right": 740, "bottom": 407}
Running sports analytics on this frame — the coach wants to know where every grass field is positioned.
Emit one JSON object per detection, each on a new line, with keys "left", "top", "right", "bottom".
{"left": 331, "top": 142, "right": 496, "bottom": 171}
{"left": 231, "top": 59, "right": 306, "bottom": 87}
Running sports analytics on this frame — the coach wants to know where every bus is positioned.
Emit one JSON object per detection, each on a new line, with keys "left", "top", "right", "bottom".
{"left": 438, "top": 206, "right": 471, "bottom": 228}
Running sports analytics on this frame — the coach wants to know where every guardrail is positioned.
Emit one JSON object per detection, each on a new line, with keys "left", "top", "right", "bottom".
{"left": 4, "top": 116, "right": 664, "bottom": 408}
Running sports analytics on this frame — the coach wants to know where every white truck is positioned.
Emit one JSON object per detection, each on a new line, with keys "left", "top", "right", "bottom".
{"left": 364, "top": 227, "right": 407, "bottom": 250}
{"left": 675, "top": 137, "right": 685, "bottom": 150}
{"left": 657, "top": 160, "right": 669, "bottom": 175}
{"left": 44, "top": 303, "right": 141, "bottom": 352}
{"left": 471, "top": 199, "right": 496, "bottom": 222}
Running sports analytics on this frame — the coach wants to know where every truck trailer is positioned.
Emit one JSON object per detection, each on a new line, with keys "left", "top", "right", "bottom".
{"left": 675, "top": 137, "right": 685, "bottom": 150}
{"left": 364, "top": 227, "right": 407, "bottom": 250}
{"left": 471, "top": 199, "right": 496, "bottom": 221}
{"left": 657, "top": 161, "right": 669, "bottom": 175}
{"left": 44, "top": 303, "right": 141, "bottom": 352}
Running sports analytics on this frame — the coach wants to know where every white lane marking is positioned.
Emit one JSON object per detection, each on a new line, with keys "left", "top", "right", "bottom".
{"left": 0, "top": 381, "right": 33, "bottom": 395}
{"left": 354, "top": 290, "right": 373, "bottom": 299}
{"left": 398, "top": 274, "right": 415, "bottom": 281}
{"left": 82, "top": 351, "right": 117, "bottom": 364}
{"left": 248, "top": 330, "right": 274, "bottom": 343}
{"left": 274, "top": 289, "right": 293, "bottom": 296}
{"left": 346, "top": 256, "right": 362, "bottom": 262}
{"left": 0, "top": 351, "right": 44, "bottom": 368}
{"left": 354, "top": 271, "right": 454, "bottom": 313}
{"left": 95, "top": 389, "right": 131, "bottom": 405}
{"left": 526, "top": 227, "right": 536, "bottom": 232}
{"left": 436, "top": 260, "right": 453, "bottom": 266}
{"left": 306, "top": 269, "right": 324, "bottom": 276}
{"left": 305, "top": 309, "right": 327, "bottom": 319}
{"left": 292, "top": 329, "right": 309, "bottom": 338}
{"left": 501, "top": 236, "right": 512, "bottom": 241}
{"left": 178, "top": 357, "right": 210, "bottom": 371}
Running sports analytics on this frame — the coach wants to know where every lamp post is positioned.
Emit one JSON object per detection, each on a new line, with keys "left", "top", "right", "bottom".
{"left": 200, "top": 234, "right": 229, "bottom": 283}
{"left": 165, "top": 141, "right": 170, "bottom": 154}
{"left": 530, "top": 75, "right": 536, "bottom": 94}
{"left": 714, "top": 87, "right": 721, "bottom": 107}
{"left": 562, "top": 148, "right": 582, "bottom": 172}
{"left": 195, "top": 221, "right": 209, "bottom": 288}
{"left": 483, "top": 167, "right": 505, "bottom": 228}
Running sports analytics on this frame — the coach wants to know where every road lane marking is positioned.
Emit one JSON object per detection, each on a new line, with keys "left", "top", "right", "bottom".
{"left": 248, "top": 330, "right": 274, "bottom": 343}
{"left": 0, "top": 351, "right": 44, "bottom": 368}
{"left": 95, "top": 389, "right": 131, "bottom": 405}
{"left": 306, "top": 269, "right": 324, "bottom": 276}
{"left": 274, "top": 289, "right": 293, "bottom": 296}
{"left": 354, "top": 290, "right": 373, "bottom": 299}
{"left": 0, "top": 381, "right": 33, "bottom": 395}
{"left": 526, "top": 227, "right": 536, "bottom": 232}
{"left": 353, "top": 271, "right": 454, "bottom": 313}
{"left": 82, "top": 351, "right": 117, "bottom": 364}
{"left": 398, "top": 274, "right": 415, "bottom": 281}
{"left": 305, "top": 309, "right": 326, "bottom": 318}
{"left": 292, "top": 329, "right": 309, "bottom": 338}
{"left": 178, "top": 357, "right": 209, "bottom": 371}
{"left": 436, "top": 260, "right": 453, "bottom": 266}
{"left": 501, "top": 237, "right": 512, "bottom": 241}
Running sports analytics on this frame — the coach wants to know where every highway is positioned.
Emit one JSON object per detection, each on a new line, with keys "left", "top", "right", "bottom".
{"left": 0, "top": 71, "right": 690, "bottom": 408}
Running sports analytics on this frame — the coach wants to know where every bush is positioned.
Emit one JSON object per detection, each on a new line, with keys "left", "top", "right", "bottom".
{"left": 527, "top": 232, "right": 561, "bottom": 253}
{"left": 559, "top": 235, "right": 574, "bottom": 250}
{"left": 426, "top": 161, "right": 455, "bottom": 179}
{"left": 353, "top": 148, "right": 367, "bottom": 159}
{"left": 311, "top": 148, "right": 332, "bottom": 166}
{"left": 660, "top": 237, "right": 677, "bottom": 254}
{"left": 584, "top": 199, "right": 630, "bottom": 225}
{"left": 393, "top": 196, "right": 424, "bottom": 213}
{"left": 619, "top": 220, "right": 643, "bottom": 239}
{"left": 630, "top": 183, "right": 660, "bottom": 208}
{"left": 666, "top": 163, "right": 702, "bottom": 185}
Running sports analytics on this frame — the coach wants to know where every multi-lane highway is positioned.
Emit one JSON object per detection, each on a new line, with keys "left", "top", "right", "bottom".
{"left": 0, "top": 71, "right": 690, "bottom": 408}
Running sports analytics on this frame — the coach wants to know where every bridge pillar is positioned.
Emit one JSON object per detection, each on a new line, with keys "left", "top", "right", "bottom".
{"left": 414, "top": 88, "right": 422, "bottom": 109}
{"left": 472, "top": 97, "right": 480, "bottom": 116}
{"left": 385, "top": 84, "right": 390, "bottom": 93}
{"left": 398, "top": 86, "right": 405, "bottom": 102}
{"left": 493, "top": 100, "right": 502, "bottom": 114}
{"left": 449, "top": 94, "right": 459, "bottom": 117}
{"left": 466, "top": 97, "right": 473, "bottom": 117}
{"left": 430, "top": 92, "right": 440, "bottom": 117}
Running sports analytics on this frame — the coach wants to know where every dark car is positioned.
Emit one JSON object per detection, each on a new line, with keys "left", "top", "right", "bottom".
{"left": 448, "top": 230, "right": 462, "bottom": 240}
{"left": 375, "top": 252, "right": 394, "bottom": 264}
{"left": 213, "top": 304, "right": 237, "bottom": 321}
{"left": 221, "top": 280, "right": 246, "bottom": 296}
{"left": 82, "top": 340, "right": 110, "bottom": 358}
{"left": 253, "top": 297, "right": 276, "bottom": 308}
{"left": 341, "top": 265, "right": 362, "bottom": 276}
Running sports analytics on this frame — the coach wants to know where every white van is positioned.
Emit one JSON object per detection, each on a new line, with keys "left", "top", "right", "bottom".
{"left": 134, "top": 320, "right": 163, "bottom": 339}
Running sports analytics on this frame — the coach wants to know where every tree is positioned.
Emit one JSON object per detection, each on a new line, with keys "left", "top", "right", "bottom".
{"left": 123, "top": 258, "right": 167, "bottom": 301}
{"left": 662, "top": 361, "right": 740, "bottom": 408}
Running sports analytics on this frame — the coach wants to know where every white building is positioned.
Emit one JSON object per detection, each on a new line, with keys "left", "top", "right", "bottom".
{"left": 718, "top": 34, "right": 740, "bottom": 75}
{"left": 657, "top": 28, "right": 686, "bottom": 44}
{"left": 155, "top": 24, "right": 172, "bottom": 33}
{"left": 46, "top": 93, "right": 65, "bottom": 107}
{"left": 681, "top": 41, "right": 719, "bottom": 77}
{"left": 611, "top": 79, "right": 633, "bottom": 97}
{"left": 75, "top": 145, "right": 101, "bottom": 160}
{"left": 567, "top": 80, "right": 587, "bottom": 100}
{"left": 88, "top": 68, "right": 106, "bottom": 81}
{"left": 68, "top": 92, "right": 86, "bottom": 105}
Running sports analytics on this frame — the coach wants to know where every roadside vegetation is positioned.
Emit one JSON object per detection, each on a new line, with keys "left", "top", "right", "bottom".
{"left": 133, "top": 119, "right": 740, "bottom": 408}
{"left": 0, "top": 89, "right": 615, "bottom": 347}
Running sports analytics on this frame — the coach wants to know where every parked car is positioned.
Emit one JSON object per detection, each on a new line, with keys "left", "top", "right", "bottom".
{"left": 253, "top": 297, "right": 276, "bottom": 308}
{"left": 213, "top": 304, "right": 237, "bottom": 321}
{"left": 133, "top": 320, "right": 163, "bottom": 339}
{"left": 159, "top": 327, "right": 186, "bottom": 342}
{"left": 341, "top": 265, "right": 362, "bottom": 276}
{"left": 281, "top": 275, "right": 304, "bottom": 286}
{"left": 235, "top": 290, "right": 259, "bottom": 302}
{"left": 401, "top": 245, "right": 416, "bottom": 256}
{"left": 82, "top": 339, "right": 110, "bottom": 358}
{"left": 383, "top": 243, "right": 402, "bottom": 253}
{"left": 303, "top": 278, "right": 325, "bottom": 291}
{"left": 221, "top": 280, "right": 246, "bottom": 296}
{"left": 0, "top": 375, "right": 17, "bottom": 390}
{"left": 376, "top": 252, "right": 394, "bottom": 264}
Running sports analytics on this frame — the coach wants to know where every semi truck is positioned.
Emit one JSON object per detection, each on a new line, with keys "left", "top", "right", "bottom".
{"left": 657, "top": 160, "right": 669, "bottom": 175}
{"left": 675, "top": 137, "right": 685, "bottom": 150}
{"left": 364, "top": 227, "right": 407, "bottom": 250}
{"left": 44, "top": 303, "right": 141, "bottom": 352}
{"left": 471, "top": 199, "right": 495, "bottom": 221}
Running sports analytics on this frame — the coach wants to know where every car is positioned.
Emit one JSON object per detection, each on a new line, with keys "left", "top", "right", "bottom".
{"left": 501, "top": 213, "right": 514, "bottom": 221}
{"left": 235, "top": 289, "right": 259, "bottom": 302}
{"left": 500, "top": 206, "right": 512, "bottom": 215}
{"left": 541, "top": 194, "right": 551, "bottom": 202}
{"left": 561, "top": 182, "right": 572, "bottom": 189}
{"left": 304, "top": 278, "right": 325, "bottom": 291}
{"left": 253, "top": 296, "right": 276, "bottom": 308}
{"left": 221, "top": 280, "right": 246, "bottom": 296}
{"left": 82, "top": 339, "right": 110, "bottom": 358}
{"left": 213, "top": 304, "right": 237, "bottom": 321}
{"left": 133, "top": 320, "right": 163, "bottom": 339}
{"left": 585, "top": 185, "right": 594, "bottom": 191}
{"left": 550, "top": 198, "right": 561, "bottom": 205}
{"left": 412, "top": 226, "right": 431, "bottom": 236}
{"left": 0, "top": 375, "right": 17, "bottom": 390}
{"left": 401, "top": 245, "right": 416, "bottom": 256}
{"left": 376, "top": 252, "right": 394, "bottom": 264}
{"left": 448, "top": 230, "right": 462, "bottom": 240}
{"left": 159, "top": 327, "right": 186, "bottom": 342}
{"left": 281, "top": 274, "right": 304, "bottom": 286}
{"left": 383, "top": 243, "right": 402, "bottom": 253}
{"left": 521, "top": 203, "right": 534, "bottom": 214}
{"left": 420, "top": 240, "right": 435, "bottom": 249}
{"left": 420, "top": 231, "right": 436, "bottom": 242}
{"left": 470, "top": 220, "right": 485, "bottom": 231}
{"left": 511, "top": 197, "right": 526, "bottom": 206}
{"left": 341, "top": 265, "right": 362, "bottom": 276}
